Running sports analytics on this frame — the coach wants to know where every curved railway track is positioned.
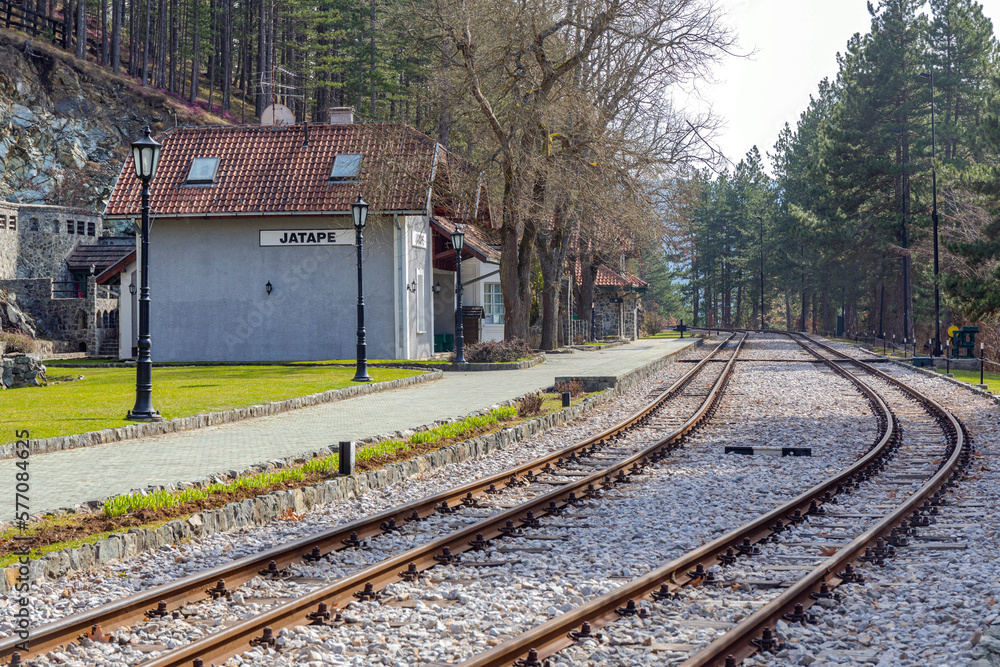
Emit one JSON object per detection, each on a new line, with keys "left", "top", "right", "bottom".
{"left": 0, "top": 334, "right": 746, "bottom": 667}
{"left": 455, "top": 332, "right": 971, "bottom": 667}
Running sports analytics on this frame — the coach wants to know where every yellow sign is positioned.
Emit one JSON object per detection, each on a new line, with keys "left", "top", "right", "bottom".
{"left": 947, "top": 325, "right": 959, "bottom": 339}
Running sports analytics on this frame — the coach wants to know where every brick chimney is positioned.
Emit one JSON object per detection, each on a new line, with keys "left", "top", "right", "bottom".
{"left": 328, "top": 107, "right": 355, "bottom": 125}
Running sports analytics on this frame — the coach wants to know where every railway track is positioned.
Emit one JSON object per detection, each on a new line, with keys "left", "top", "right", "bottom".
{"left": 0, "top": 334, "right": 746, "bottom": 667}
{"left": 454, "top": 332, "right": 970, "bottom": 667}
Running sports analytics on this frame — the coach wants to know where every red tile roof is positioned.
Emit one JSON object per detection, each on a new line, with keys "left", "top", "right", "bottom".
{"left": 430, "top": 216, "right": 501, "bottom": 264}
{"left": 574, "top": 262, "right": 649, "bottom": 291}
{"left": 104, "top": 123, "right": 447, "bottom": 218}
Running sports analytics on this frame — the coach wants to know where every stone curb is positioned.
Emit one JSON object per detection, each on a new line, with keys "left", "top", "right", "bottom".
{"left": 375, "top": 354, "right": 545, "bottom": 372}
{"left": 0, "top": 370, "right": 443, "bottom": 460}
{"left": 0, "top": 340, "right": 696, "bottom": 592}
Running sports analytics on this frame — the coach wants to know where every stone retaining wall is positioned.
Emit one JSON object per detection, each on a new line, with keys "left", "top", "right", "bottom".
{"left": 0, "top": 370, "right": 444, "bottom": 459}
{"left": 1, "top": 353, "right": 46, "bottom": 388}
{"left": 0, "top": 341, "right": 697, "bottom": 591}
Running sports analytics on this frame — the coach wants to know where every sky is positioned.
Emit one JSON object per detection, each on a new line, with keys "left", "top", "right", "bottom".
{"left": 695, "top": 0, "right": 1000, "bottom": 171}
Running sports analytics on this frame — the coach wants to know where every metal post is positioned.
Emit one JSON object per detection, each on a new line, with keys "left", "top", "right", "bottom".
{"left": 981, "top": 342, "right": 985, "bottom": 386}
{"left": 759, "top": 215, "right": 764, "bottom": 330}
{"left": 946, "top": 339, "right": 951, "bottom": 376}
{"left": 127, "top": 181, "right": 162, "bottom": 421}
{"left": 338, "top": 441, "right": 356, "bottom": 475}
{"left": 353, "top": 223, "right": 371, "bottom": 382}
{"left": 454, "top": 248, "right": 466, "bottom": 364}
{"left": 921, "top": 71, "right": 942, "bottom": 356}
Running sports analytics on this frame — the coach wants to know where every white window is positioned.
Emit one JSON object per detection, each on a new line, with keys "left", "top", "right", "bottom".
{"left": 186, "top": 157, "right": 220, "bottom": 184}
{"left": 484, "top": 283, "right": 504, "bottom": 325}
{"left": 329, "top": 154, "right": 362, "bottom": 181}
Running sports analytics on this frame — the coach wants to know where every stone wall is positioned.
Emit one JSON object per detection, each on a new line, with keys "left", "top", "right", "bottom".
{"left": 593, "top": 291, "right": 642, "bottom": 340}
{"left": 16, "top": 203, "right": 102, "bottom": 281}
{"left": 1, "top": 353, "right": 46, "bottom": 388}
{"left": 0, "top": 201, "right": 17, "bottom": 280}
{"left": 0, "top": 278, "right": 115, "bottom": 351}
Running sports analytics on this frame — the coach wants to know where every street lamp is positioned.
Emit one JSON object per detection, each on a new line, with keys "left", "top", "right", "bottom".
{"left": 127, "top": 126, "right": 163, "bottom": 422}
{"left": 919, "top": 71, "right": 942, "bottom": 357}
{"left": 451, "top": 226, "right": 466, "bottom": 364}
{"left": 351, "top": 195, "right": 372, "bottom": 382}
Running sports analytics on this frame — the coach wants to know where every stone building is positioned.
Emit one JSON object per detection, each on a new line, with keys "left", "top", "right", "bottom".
{"left": 0, "top": 201, "right": 119, "bottom": 354}
{"left": 574, "top": 262, "right": 648, "bottom": 341}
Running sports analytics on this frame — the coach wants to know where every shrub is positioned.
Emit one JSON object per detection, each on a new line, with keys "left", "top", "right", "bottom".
{"left": 517, "top": 392, "right": 544, "bottom": 416}
{"left": 463, "top": 338, "right": 533, "bottom": 363}
{"left": 0, "top": 332, "right": 38, "bottom": 354}
{"left": 556, "top": 378, "right": 585, "bottom": 398}
{"left": 642, "top": 312, "right": 669, "bottom": 337}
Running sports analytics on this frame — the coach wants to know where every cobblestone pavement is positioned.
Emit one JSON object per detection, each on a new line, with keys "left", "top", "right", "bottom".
{"left": 3, "top": 338, "right": 693, "bottom": 517}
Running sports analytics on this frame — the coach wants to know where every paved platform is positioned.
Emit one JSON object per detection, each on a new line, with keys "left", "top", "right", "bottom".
{"left": 2, "top": 337, "right": 694, "bottom": 518}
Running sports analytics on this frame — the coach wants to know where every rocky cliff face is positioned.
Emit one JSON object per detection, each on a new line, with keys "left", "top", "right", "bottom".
{"left": 0, "top": 29, "right": 223, "bottom": 218}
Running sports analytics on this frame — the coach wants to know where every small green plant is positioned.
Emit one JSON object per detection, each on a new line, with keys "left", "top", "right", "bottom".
{"left": 302, "top": 454, "right": 340, "bottom": 474}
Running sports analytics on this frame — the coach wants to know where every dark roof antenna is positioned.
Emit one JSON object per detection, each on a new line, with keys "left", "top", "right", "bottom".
{"left": 303, "top": 120, "right": 309, "bottom": 147}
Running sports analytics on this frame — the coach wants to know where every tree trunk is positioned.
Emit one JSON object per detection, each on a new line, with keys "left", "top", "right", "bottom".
{"left": 168, "top": 0, "right": 177, "bottom": 91}
{"left": 188, "top": 0, "right": 199, "bottom": 104}
{"left": 111, "top": 0, "right": 120, "bottom": 73}
{"left": 101, "top": 0, "right": 108, "bottom": 64}
{"left": 535, "top": 204, "right": 570, "bottom": 351}
{"left": 785, "top": 290, "right": 792, "bottom": 331}
{"left": 141, "top": 0, "right": 150, "bottom": 84}
{"left": 369, "top": 0, "right": 375, "bottom": 115}
{"left": 734, "top": 283, "right": 742, "bottom": 328}
{"left": 65, "top": 0, "right": 73, "bottom": 52}
{"left": 499, "top": 180, "right": 536, "bottom": 342}
{"left": 75, "top": 0, "right": 85, "bottom": 59}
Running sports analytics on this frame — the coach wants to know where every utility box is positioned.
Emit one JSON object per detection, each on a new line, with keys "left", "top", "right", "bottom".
{"left": 951, "top": 326, "right": 979, "bottom": 358}
{"left": 912, "top": 357, "right": 934, "bottom": 368}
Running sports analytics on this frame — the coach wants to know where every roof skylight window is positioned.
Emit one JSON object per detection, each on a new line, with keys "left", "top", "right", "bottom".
{"left": 329, "top": 154, "right": 362, "bottom": 181}
{"left": 186, "top": 157, "right": 220, "bottom": 184}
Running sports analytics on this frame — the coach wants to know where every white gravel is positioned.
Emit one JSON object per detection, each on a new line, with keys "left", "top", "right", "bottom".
{"left": 209, "top": 336, "right": 879, "bottom": 667}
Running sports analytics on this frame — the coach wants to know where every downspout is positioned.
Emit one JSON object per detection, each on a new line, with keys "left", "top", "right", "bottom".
{"left": 395, "top": 214, "right": 407, "bottom": 359}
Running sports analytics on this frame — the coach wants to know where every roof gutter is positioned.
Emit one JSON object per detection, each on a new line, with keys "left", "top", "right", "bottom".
{"left": 103, "top": 210, "right": 430, "bottom": 221}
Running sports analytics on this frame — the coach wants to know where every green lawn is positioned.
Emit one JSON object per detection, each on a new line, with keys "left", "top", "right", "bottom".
{"left": 1, "top": 366, "right": 423, "bottom": 445}
{"left": 640, "top": 330, "right": 684, "bottom": 339}
{"left": 936, "top": 367, "right": 999, "bottom": 394}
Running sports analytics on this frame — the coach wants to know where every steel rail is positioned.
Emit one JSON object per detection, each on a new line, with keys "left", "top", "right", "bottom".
{"left": 135, "top": 335, "right": 748, "bottom": 667}
{"left": 678, "top": 334, "right": 968, "bottom": 666}
{"left": 0, "top": 335, "right": 737, "bottom": 664}
{"left": 455, "top": 332, "right": 902, "bottom": 667}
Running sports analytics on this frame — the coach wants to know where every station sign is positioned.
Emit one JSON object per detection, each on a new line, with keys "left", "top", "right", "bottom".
{"left": 259, "top": 229, "right": 353, "bottom": 246}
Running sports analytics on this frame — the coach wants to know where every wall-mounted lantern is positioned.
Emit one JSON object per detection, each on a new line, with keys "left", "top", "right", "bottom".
{"left": 265, "top": 281, "right": 273, "bottom": 295}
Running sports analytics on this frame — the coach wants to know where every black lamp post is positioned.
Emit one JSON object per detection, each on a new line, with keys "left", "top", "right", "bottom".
{"left": 919, "top": 71, "right": 942, "bottom": 357}
{"left": 127, "top": 126, "right": 163, "bottom": 422}
{"left": 351, "top": 196, "right": 372, "bottom": 382}
{"left": 452, "top": 227, "right": 466, "bottom": 364}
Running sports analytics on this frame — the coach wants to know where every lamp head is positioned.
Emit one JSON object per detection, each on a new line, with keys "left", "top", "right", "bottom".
{"left": 131, "top": 126, "right": 162, "bottom": 182}
{"left": 265, "top": 281, "right": 272, "bottom": 295}
{"left": 352, "top": 195, "right": 369, "bottom": 230}
{"left": 129, "top": 283, "right": 137, "bottom": 295}
{"left": 451, "top": 226, "right": 465, "bottom": 252}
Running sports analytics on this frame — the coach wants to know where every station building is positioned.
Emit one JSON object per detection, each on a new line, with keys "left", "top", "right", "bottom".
{"left": 102, "top": 110, "right": 501, "bottom": 362}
